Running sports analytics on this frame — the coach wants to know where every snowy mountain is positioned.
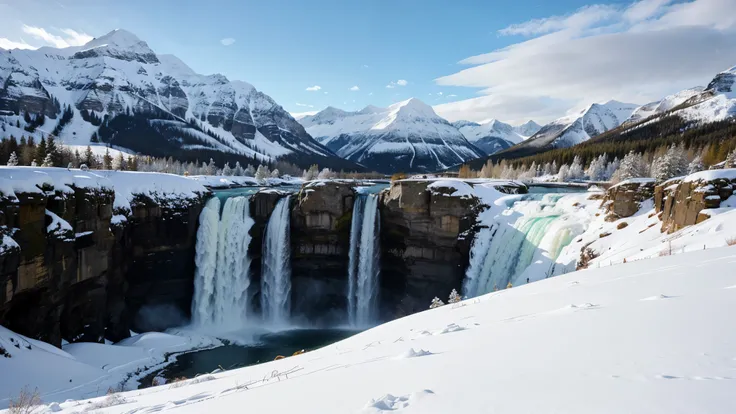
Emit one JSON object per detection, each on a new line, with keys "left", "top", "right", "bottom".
{"left": 513, "top": 120, "right": 542, "bottom": 137}
{"left": 0, "top": 29, "right": 355, "bottom": 170}
{"left": 299, "top": 99, "right": 484, "bottom": 173}
{"left": 627, "top": 87, "right": 705, "bottom": 124}
{"left": 519, "top": 100, "right": 639, "bottom": 150}
{"left": 676, "top": 66, "right": 736, "bottom": 123}
{"left": 452, "top": 119, "right": 527, "bottom": 155}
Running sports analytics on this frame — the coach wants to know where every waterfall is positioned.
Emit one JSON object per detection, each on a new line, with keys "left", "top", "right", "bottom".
{"left": 192, "top": 196, "right": 255, "bottom": 330}
{"left": 463, "top": 194, "right": 585, "bottom": 298}
{"left": 347, "top": 193, "right": 381, "bottom": 327}
{"left": 261, "top": 195, "right": 292, "bottom": 324}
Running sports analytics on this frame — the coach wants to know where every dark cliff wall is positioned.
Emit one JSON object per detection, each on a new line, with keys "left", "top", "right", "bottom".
{"left": 378, "top": 181, "right": 481, "bottom": 319}
{"left": 655, "top": 175, "right": 735, "bottom": 233}
{"left": 0, "top": 185, "right": 207, "bottom": 346}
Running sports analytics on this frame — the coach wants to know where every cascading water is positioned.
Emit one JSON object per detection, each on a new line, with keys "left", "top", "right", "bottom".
{"left": 463, "top": 193, "right": 586, "bottom": 298}
{"left": 347, "top": 193, "right": 381, "bottom": 327}
{"left": 192, "top": 196, "right": 255, "bottom": 330}
{"left": 261, "top": 195, "right": 292, "bottom": 325}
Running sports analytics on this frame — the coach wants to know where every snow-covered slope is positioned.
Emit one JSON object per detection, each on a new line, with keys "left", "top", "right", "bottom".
{"left": 299, "top": 99, "right": 484, "bottom": 173}
{"left": 520, "top": 100, "right": 639, "bottom": 150}
{"left": 0, "top": 29, "right": 352, "bottom": 169}
{"left": 453, "top": 119, "right": 526, "bottom": 155}
{"left": 627, "top": 87, "right": 705, "bottom": 124}
{"left": 677, "top": 66, "right": 736, "bottom": 123}
{"left": 15, "top": 246, "right": 736, "bottom": 413}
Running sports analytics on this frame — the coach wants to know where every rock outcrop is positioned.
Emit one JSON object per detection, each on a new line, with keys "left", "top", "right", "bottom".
{"left": 0, "top": 176, "right": 208, "bottom": 346}
{"left": 378, "top": 181, "right": 498, "bottom": 318}
{"left": 602, "top": 179, "right": 655, "bottom": 219}
{"left": 655, "top": 173, "right": 736, "bottom": 233}
{"left": 290, "top": 182, "right": 355, "bottom": 324}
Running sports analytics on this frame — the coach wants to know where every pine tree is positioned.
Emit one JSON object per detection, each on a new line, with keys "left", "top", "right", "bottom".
{"left": 35, "top": 136, "right": 47, "bottom": 165}
{"left": 103, "top": 149, "right": 113, "bottom": 170}
{"left": 568, "top": 155, "right": 584, "bottom": 180}
{"left": 84, "top": 146, "right": 95, "bottom": 168}
{"left": 429, "top": 297, "right": 445, "bottom": 309}
{"left": 244, "top": 164, "right": 256, "bottom": 177}
{"left": 46, "top": 135, "right": 60, "bottom": 166}
{"left": 90, "top": 132, "right": 99, "bottom": 143}
{"left": 233, "top": 161, "right": 244, "bottom": 176}
{"left": 221, "top": 162, "right": 233, "bottom": 176}
{"left": 652, "top": 144, "right": 688, "bottom": 182}
{"left": 127, "top": 155, "right": 138, "bottom": 171}
{"left": 270, "top": 168, "right": 280, "bottom": 178}
{"left": 557, "top": 164, "right": 570, "bottom": 182}
{"left": 611, "top": 151, "right": 648, "bottom": 183}
{"left": 605, "top": 157, "right": 620, "bottom": 180}
{"left": 303, "top": 164, "right": 319, "bottom": 180}
{"left": 6, "top": 152, "right": 18, "bottom": 166}
{"left": 586, "top": 154, "right": 608, "bottom": 181}
{"left": 448, "top": 289, "right": 461, "bottom": 304}
{"left": 41, "top": 152, "right": 54, "bottom": 167}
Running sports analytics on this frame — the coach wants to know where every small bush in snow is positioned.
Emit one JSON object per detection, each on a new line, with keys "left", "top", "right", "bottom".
{"left": 726, "top": 237, "right": 736, "bottom": 246}
{"left": 8, "top": 386, "right": 41, "bottom": 414}
{"left": 448, "top": 289, "right": 461, "bottom": 304}
{"left": 429, "top": 297, "right": 445, "bottom": 309}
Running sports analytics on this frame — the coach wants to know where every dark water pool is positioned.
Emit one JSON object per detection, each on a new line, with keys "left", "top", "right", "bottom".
{"left": 144, "top": 328, "right": 357, "bottom": 385}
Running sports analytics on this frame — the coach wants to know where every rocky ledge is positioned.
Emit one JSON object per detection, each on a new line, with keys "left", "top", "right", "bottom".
{"left": 0, "top": 168, "right": 209, "bottom": 346}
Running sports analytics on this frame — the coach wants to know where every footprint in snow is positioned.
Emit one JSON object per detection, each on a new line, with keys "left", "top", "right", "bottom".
{"left": 433, "top": 323, "right": 466, "bottom": 335}
{"left": 362, "top": 390, "right": 434, "bottom": 412}
{"left": 564, "top": 303, "right": 598, "bottom": 310}
{"left": 641, "top": 294, "right": 675, "bottom": 301}
{"left": 394, "top": 348, "right": 433, "bottom": 360}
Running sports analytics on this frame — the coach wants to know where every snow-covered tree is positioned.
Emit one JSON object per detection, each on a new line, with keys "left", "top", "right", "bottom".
{"left": 651, "top": 144, "right": 688, "bottom": 182}
{"left": 611, "top": 151, "right": 648, "bottom": 183}
{"left": 233, "top": 161, "right": 244, "bottom": 176}
{"left": 80, "top": 163, "right": 89, "bottom": 171}
{"left": 302, "top": 164, "right": 319, "bottom": 180}
{"left": 41, "top": 152, "right": 53, "bottom": 167}
{"left": 318, "top": 168, "right": 336, "bottom": 179}
{"left": 206, "top": 158, "right": 217, "bottom": 175}
{"left": 568, "top": 156, "right": 584, "bottom": 180}
{"left": 605, "top": 157, "right": 620, "bottom": 180}
{"left": 586, "top": 154, "right": 608, "bottom": 181}
{"left": 6, "top": 151, "right": 18, "bottom": 166}
{"left": 221, "top": 162, "right": 233, "bottom": 176}
{"left": 255, "top": 164, "right": 270, "bottom": 182}
{"left": 429, "top": 297, "right": 445, "bottom": 309}
{"left": 687, "top": 155, "right": 705, "bottom": 175}
{"left": 270, "top": 168, "right": 280, "bottom": 178}
{"left": 244, "top": 164, "right": 256, "bottom": 177}
{"left": 557, "top": 164, "right": 570, "bottom": 182}
{"left": 112, "top": 152, "right": 125, "bottom": 171}
{"left": 30, "top": 160, "right": 38, "bottom": 167}
{"left": 448, "top": 289, "right": 461, "bottom": 304}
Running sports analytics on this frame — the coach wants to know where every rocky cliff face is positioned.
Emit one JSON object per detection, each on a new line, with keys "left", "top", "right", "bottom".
{"left": 602, "top": 179, "right": 655, "bottom": 219}
{"left": 655, "top": 175, "right": 735, "bottom": 233}
{"left": 290, "top": 183, "right": 355, "bottom": 324}
{"left": 378, "top": 181, "right": 482, "bottom": 318}
{"left": 0, "top": 179, "right": 207, "bottom": 346}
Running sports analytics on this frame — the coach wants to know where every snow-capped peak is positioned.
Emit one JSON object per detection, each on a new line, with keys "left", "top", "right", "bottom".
{"left": 83, "top": 29, "right": 145, "bottom": 50}
{"left": 514, "top": 120, "right": 542, "bottom": 137}
{"left": 71, "top": 28, "right": 158, "bottom": 63}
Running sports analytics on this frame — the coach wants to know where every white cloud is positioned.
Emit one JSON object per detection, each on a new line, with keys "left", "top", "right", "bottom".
{"left": 435, "top": 0, "right": 736, "bottom": 124}
{"left": 350, "top": 85, "right": 360, "bottom": 91}
{"left": 448, "top": 94, "right": 457, "bottom": 97}
{"left": 0, "top": 37, "right": 35, "bottom": 50}
{"left": 21, "top": 25, "right": 92, "bottom": 48}
{"left": 306, "top": 85, "right": 322, "bottom": 91}
{"left": 295, "top": 102, "right": 314, "bottom": 108}
{"left": 220, "top": 38, "right": 236, "bottom": 46}
{"left": 60, "top": 28, "right": 93, "bottom": 45}
{"left": 386, "top": 79, "right": 408, "bottom": 88}
{"left": 437, "top": 92, "right": 443, "bottom": 96}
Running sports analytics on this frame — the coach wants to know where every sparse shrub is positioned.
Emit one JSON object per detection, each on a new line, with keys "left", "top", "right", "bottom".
{"left": 0, "top": 346, "right": 10, "bottom": 358}
{"left": 447, "top": 289, "right": 461, "bottom": 304}
{"left": 599, "top": 232, "right": 611, "bottom": 238}
{"left": 577, "top": 247, "right": 598, "bottom": 270}
{"left": 429, "top": 297, "right": 445, "bottom": 309}
{"left": 726, "top": 237, "right": 736, "bottom": 246}
{"left": 85, "top": 393, "right": 127, "bottom": 410}
{"left": 9, "top": 386, "right": 41, "bottom": 414}
{"left": 168, "top": 377, "right": 189, "bottom": 389}
{"left": 617, "top": 222, "right": 629, "bottom": 230}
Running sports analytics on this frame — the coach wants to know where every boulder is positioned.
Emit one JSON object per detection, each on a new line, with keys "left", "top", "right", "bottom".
{"left": 656, "top": 173, "right": 735, "bottom": 233}
{"left": 601, "top": 179, "right": 655, "bottom": 219}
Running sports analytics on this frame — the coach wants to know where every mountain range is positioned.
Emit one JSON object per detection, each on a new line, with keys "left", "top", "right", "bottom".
{"left": 0, "top": 29, "right": 357, "bottom": 170}
{"left": 1, "top": 28, "right": 735, "bottom": 174}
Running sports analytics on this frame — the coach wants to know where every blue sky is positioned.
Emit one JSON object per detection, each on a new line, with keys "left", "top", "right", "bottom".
{"left": 1, "top": 0, "right": 735, "bottom": 124}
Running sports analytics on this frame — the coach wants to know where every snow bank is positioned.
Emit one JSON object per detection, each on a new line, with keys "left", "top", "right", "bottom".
{"left": 26, "top": 247, "right": 736, "bottom": 413}
{"left": 91, "top": 171, "right": 209, "bottom": 213}
{"left": 609, "top": 177, "right": 655, "bottom": 189}
{"left": 0, "top": 326, "right": 221, "bottom": 409}
{"left": 0, "top": 166, "right": 112, "bottom": 198}
{"left": 682, "top": 168, "right": 736, "bottom": 183}
{"left": 426, "top": 180, "right": 474, "bottom": 198}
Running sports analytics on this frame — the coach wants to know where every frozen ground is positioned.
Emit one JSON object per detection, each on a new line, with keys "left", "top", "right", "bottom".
{"left": 6, "top": 246, "right": 733, "bottom": 413}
